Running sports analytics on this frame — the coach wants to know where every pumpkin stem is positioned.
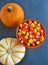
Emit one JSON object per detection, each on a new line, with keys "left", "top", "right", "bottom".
{"left": 8, "top": 6, "right": 13, "bottom": 12}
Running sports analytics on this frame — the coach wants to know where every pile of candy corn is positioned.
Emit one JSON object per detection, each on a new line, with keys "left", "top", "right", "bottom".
{"left": 17, "top": 20, "right": 45, "bottom": 47}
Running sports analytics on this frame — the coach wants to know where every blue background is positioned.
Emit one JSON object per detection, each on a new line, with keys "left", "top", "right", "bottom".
{"left": 0, "top": 0, "right": 48, "bottom": 65}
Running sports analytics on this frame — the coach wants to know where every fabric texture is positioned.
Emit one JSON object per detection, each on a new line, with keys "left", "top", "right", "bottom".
{"left": 0, "top": 0, "right": 48, "bottom": 65}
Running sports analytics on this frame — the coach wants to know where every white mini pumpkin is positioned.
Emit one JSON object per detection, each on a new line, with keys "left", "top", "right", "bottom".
{"left": 0, "top": 38, "right": 26, "bottom": 65}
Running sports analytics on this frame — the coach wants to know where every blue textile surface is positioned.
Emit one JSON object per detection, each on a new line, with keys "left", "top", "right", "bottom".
{"left": 0, "top": 0, "right": 48, "bottom": 65}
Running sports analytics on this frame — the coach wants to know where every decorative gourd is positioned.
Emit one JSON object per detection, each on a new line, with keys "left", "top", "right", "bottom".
{"left": 0, "top": 3, "right": 24, "bottom": 27}
{"left": 0, "top": 38, "right": 25, "bottom": 65}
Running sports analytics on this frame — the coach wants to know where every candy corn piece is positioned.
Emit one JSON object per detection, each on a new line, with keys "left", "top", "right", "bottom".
{"left": 22, "top": 27, "right": 28, "bottom": 32}
{"left": 29, "top": 28, "right": 34, "bottom": 34}
{"left": 31, "top": 41, "right": 35, "bottom": 46}
{"left": 28, "top": 39, "right": 33, "bottom": 43}
{"left": 29, "top": 35, "right": 33, "bottom": 38}
{"left": 37, "top": 23, "right": 40, "bottom": 27}
{"left": 40, "top": 30, "right": 44, "bottom": 36}
{"left": 34, "top": 29, "right": 37, "bottom": 33}
{"left": 29, "top": 20, "right": 32, "bottom": 23}
{"left": 37, "top": 27, "right": 40, "bottom": 30}
{"left": 36, "top": 32, "right": 40, "bottom": 36}
{"left": 22, "top": 31, "right": 25, "bottom": 34}
{"left": 27, "top": 43, "right": 30, "bottom": 46}
{"left": 18, "top": 32, "right": 21, "bottom": 35}
{"left": 18, "top": 29, "right": 21, "bottom": 32}
{"left": 36, "top": 41, "right": 40, "bottom": 45}
{"left": 37, "top": 27, "right": 41, "bottom": 32}
{"left": 18, "top": 34, "right": 22, "bottom": 39}
{"left": 31, "top": 23, "right": 35, "bottom": 27}
{"left": 33, "top": 39, "right": 36, "bottom": 42}
{"left": 20, "top": 24, "right": 22, "bottom": 28}
{"left": 36, "top": 36, "right": 41, "bottom": 41}
{"left": 31, "top": 42, "right": 35, "bottom": 46}
{"left": 25, "top": 35, "right": 28, "bottom": 39}
{"left": 21, "top": 40, "right": 24, "bottom": 44}
{"left": 28, "top": 20, "right": 32, "bottom": 25}
{"left": 41, "top": 30, "right": 44, "bottom": 32}
{"left": 24, "top": 22, "right": 28, "bottom": 26}
{"left": 34, "top": 20, "right": 37, "bottom": 24}
{"left": 26, "top": 32, "right": 29, "bottom": 36}
{"left": 41, "top": 36, "right": 44, "bottom": 42}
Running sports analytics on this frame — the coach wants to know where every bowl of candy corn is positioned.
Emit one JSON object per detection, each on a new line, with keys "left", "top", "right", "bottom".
{"left": 16, "top": 19, "right": 46, "bottom": 48}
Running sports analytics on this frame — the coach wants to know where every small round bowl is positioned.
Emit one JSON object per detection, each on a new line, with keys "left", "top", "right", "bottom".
{"left": 16, "top": 19, "right": 46, "bottom": 48}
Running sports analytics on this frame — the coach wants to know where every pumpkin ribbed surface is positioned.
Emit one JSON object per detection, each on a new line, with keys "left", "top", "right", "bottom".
{"left": 0, "top": 38, "right": 25, "bottom": 65}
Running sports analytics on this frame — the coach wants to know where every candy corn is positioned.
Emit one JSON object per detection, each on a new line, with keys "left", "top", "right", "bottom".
{"left": 37, "top": 27, "right": 40, "bottom": 30}
{"left": 25, "top": 35, "right": 28, "bottom": 39}
{"left": 18, "top": 29, "right": 21, "bottom": 32}
{"left": 31, "top": 23, "right": 35, "bottom": 27}
{"left": 38, "top": 23, "right": 40, "bottom": 27}
{"left": 40, "top": 30, "right": 44, "bottom": 36}
{"left": 18, "top": 32, "right": 21, "bottom": 35}
{"left": 41, "top": 36, "right": 44, "bottom": 42}
{"left": 34, "top": 29, "right": 37, "bottom": 33}
{"left": 28, "top": 39, "right": 33, "bottom": 43}
{"left": 34, "top": 20, "right": 37, "bottom": 24}
{"left": 33, "top": 39, "right": 36, "bottom": 41}
{"left": 29, "top": 35, "right": 33, "bottom": 38}
{"left": 20, "top": 24, "right": 22, "bottom": 28}
{"left": 18, "top": 19, "right": 45, "bottom": 47}
{"left": 27, "top": 43, "right": 30, "bottom": 46}
{"left": 36, "top": 41, "right": 40, "bottom": 45}
{"left": 21, "top": 40, "right": 24, "bottom": 43}
{"left": 29, "top": 20, "right": 32, "bottom": 23}
{"left": 26, "top": 32, "right": 29, "bottom": 36}
{"left": 22, "top": 31, "right": 26, "bottom": 34}
{"left": 36, "top": 32, "right": 40, "bottom": 36}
